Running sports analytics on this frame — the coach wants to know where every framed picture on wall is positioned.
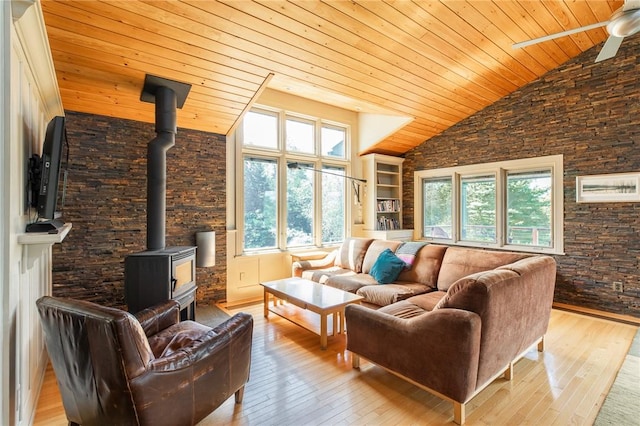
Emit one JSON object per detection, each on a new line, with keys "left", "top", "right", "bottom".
{"left": 576, "top": 172, "right": 640, "bottom": 203}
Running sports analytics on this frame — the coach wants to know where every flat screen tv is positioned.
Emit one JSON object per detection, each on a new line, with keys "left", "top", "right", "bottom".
{"left": 26, "top": 116, "right": 68, "bottom": 233}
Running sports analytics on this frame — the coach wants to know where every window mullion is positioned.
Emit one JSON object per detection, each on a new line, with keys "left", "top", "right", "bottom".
{"left": 452, "top": 173, "right": 460, "bottom": 243}
{"left": 497, "top": 168, "right": 506, "bottom": 247}
{"left": 314, "top": 160, "right": 322, "bottom": 247}
{"left": 314, "top": 121, "right": 321, "bottom": 246}
{"left": 315, "top": 119, "right": 322, "bottom": 156}
{"left": 278, "top": 155, "right": 287, "bottom": 250}
{"left": 235, "top": 132, "right": 244, "bottom": 256}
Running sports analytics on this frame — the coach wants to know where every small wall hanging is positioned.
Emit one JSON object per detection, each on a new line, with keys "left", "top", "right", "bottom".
{"left": 576, "top": 172, "right": 640, "bottom": 203}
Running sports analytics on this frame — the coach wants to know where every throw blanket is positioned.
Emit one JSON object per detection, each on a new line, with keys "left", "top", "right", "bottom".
{"left": 396, "top": 241, "right": 428, "bottom": 268}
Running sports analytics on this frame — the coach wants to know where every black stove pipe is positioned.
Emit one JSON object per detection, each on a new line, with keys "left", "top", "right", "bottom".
{"left": 146, "top": 85, "right": 177, "bottom": 250}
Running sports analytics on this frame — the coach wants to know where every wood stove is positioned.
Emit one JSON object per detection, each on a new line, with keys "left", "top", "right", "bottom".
{"left": 124, "top": 75, "right": 196, "bottom": 320}
{"left": 125, "top": 246, "right": 196, "bottom": 320}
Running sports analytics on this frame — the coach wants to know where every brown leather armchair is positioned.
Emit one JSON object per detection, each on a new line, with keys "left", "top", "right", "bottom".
{"left": 36, "top": 296, "right": 253, "bottom": 426}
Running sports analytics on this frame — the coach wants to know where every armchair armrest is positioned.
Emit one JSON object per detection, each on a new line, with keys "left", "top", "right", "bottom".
{"left": 345, "top": 304, "right": 481, "bottom": 403}
{"left": 135, "top": 300, "right": 180, "bottom": 337}
{"left": 292, "top": 250, "right": 337, "bottom": 277}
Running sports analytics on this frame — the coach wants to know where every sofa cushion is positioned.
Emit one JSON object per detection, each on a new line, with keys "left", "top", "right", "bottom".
{"left": 301, "top": 267, "right": 354, "bottom": 284}
{"left": 335, "top": 237, "right": 374, "bottom": 273}
{"left": 325, "top": 273, "right": 378, "bottom": 293}
{"left": 362, "top": 240, "right": 403, "bottom": 274}
{"left": 405, "top": 291, "right": 447, "bottom": 311}
{"left": 377, "top": 300, "right": 426, "bottom": 319}
{"left": 370, "top": 249, "right": 406, "bottom": 284}
{"left": 357, "top": 283, "right": 432, "bottom": 307}
{"left": 147, "top": 320, "right": 213, "bottom": 358}
{"left": 395, "top": 244, "right": 448, "bottom": 289}
{"left": 436, "top": 247, "right": 531, "bottom": 291}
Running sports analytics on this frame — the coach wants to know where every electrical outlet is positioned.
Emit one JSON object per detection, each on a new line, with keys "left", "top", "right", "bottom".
{"left": 612, "top": 281, "right": 624, "bottom": 292}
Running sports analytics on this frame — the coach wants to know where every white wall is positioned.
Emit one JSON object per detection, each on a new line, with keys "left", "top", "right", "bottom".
{"left": 1, "top": 3, "right": 10, "bottom": 422}
{"left": 2, "top": 1, "right": 64, "bottom": 424}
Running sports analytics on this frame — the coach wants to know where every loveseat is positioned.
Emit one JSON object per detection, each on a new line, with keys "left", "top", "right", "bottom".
{"left": 293, "top": 237, "right": 557, "bottom": 424}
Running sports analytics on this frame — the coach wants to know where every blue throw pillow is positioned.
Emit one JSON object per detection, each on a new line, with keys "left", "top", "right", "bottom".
{"left": 370, "top": 248, "right": 406, "bottom": 284}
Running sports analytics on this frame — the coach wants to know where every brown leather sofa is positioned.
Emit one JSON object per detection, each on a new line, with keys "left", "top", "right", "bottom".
{"left": 293, "top": 237, "right": 557, "bottom": 424}
{"left": 36, "top": 296, "right": 253, "bottom": 426}
{"left": 345, "top": 254, "right": 557, "bottom": 424}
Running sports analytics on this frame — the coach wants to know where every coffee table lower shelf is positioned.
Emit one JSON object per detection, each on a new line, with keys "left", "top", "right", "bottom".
{"left": 266, "top": 303, "right": 342, "bottom": 347}
{"left": 261, "top": 277, "right": 364, "bottom": 350}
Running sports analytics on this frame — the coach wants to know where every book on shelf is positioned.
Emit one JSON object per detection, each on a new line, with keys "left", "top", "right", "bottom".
{"left": 376, "top": 216, "right": 400, "bottom": 230}
{"left": 376, "top": 199, "right": 399, "bottom": 212}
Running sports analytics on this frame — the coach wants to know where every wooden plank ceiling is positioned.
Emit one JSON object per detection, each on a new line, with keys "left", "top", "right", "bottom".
{"left": 41, "top": 0, "right": 622, "bottom": 155}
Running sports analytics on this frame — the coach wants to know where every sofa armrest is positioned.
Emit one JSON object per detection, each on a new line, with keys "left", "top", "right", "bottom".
{"left": 134, "top": 300, "right": 180, "bottom": 337}
{"left": 292, "top": 250, "right": 337, "bottom": 277}
{"left": 345, "top": 304, "right": 481, "bottom": 403}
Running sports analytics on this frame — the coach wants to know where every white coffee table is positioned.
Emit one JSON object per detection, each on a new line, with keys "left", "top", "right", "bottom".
{"left": 261, "top": 277, "right": 364, "bottom": 349}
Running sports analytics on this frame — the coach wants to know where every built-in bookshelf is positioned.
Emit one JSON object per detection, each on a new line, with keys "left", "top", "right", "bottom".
{"left": 358, "top": 154, "right": 413, "bottom": 241}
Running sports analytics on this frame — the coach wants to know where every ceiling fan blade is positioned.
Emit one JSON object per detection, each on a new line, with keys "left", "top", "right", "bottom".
{"left": 513, "top": 21, "right": 608, "bottom": 49}
{"left": 595, "top": 35, "right": 624, "bottom": 62}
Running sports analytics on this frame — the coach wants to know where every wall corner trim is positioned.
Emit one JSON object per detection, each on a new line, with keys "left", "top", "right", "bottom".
{"left": 13, "top": 0, "right": 63, "bottom": 118}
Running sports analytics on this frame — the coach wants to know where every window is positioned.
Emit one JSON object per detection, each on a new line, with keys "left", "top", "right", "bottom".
{"left": 243, "top": 157, "right": 277, "bottom": 250}
{"left": 423, "top": 177, "right": 452, "bottom": 239}
{"left": 321, "top": 165, "right": 346, "bottom": 244}
{"left": 461, "top": 175, "right": 496, "bottom": 243}
{"left": 242, "top": 110, "right": 278, "bottom": 149}
{"left": 286, "top": 117, "right": 314, "bottom": 154}
{"left": 239, "top": 107, "right": 350, "bottom": 252}
{"left": 321, "top": 125, "right": 346, "bottom": 158}
{"left": 287, "top": 161, "right": 314, "bottom": 247}
{"left": 415, "top": 155, "right": 563, "bottom": 254}
{"left": 506, "top": 170, "right": 552, "bottom": 247}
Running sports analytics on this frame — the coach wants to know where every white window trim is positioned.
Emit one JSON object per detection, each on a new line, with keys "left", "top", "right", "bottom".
{"left": 414, "top": 155, "right": 564, "bottom": 255}
{"left": 237, "top": 106, "right": 352, "bottom": 253}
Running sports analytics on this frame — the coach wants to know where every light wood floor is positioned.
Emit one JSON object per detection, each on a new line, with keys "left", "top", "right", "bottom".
{"left": 34, "top": 303, "right": 637, "bottom": 425}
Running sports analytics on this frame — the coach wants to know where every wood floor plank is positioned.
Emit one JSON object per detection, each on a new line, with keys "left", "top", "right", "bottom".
{"left": 34, "top": 304, "right": 637, "bottom": 425}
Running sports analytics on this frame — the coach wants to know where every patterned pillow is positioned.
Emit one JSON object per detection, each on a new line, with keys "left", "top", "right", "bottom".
{"left": 335, "top": 238, "right": 373, "bottom": 273}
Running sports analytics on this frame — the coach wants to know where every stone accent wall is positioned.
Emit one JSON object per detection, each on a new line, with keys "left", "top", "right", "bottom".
{"left": 52, "top": 111, "right": 227, "bottom": 308}
{"left": 403, "top": 39, "right": 640, "bottom": 318}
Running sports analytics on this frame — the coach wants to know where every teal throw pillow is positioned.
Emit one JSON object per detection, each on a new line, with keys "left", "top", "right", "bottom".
{"left": 370, "top": 248, "right": 406, "bottom": 284}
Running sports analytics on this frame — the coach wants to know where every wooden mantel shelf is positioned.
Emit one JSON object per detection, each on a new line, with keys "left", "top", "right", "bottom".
{"left": 17, "top": 222, "right": 72, "bottom": 245}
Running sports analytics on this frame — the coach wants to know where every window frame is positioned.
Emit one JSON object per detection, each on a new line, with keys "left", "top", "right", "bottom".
{"left": 414, "top": 155, "right": 564, "bottom": 255}
{"left": 237, "top": 106, "right": 351, "bottom": 253}
{"left": 459, "top": 172, "right": 498, "bottom": 244}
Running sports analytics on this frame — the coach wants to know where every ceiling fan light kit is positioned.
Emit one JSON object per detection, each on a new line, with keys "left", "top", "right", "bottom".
{"left": 513, "top": 1, "right": 640, "bottom": 63}
{"left": 607, "top": 8, "right": 640, "bottom": 37}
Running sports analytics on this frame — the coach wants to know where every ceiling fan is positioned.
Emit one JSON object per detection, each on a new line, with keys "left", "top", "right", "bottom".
{"left": 513, "top": 0, "right": 640, "bottom": 62}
